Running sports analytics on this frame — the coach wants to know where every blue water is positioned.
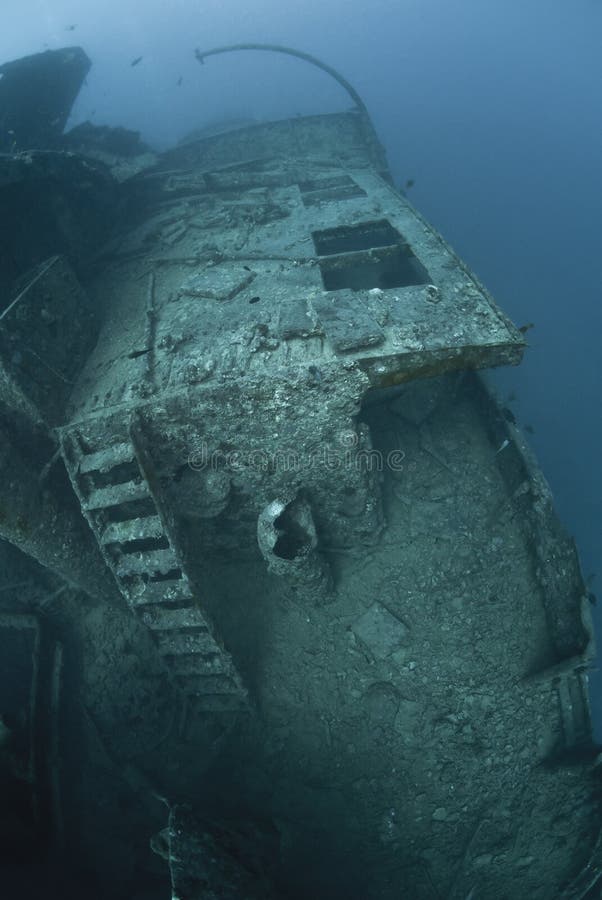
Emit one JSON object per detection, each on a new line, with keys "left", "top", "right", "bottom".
{"left": 3, "top": 0, "right": 601, "bottom": 726}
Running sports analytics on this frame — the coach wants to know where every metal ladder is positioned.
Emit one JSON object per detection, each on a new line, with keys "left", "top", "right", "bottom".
{"left": 61, "top": 418, "right": 247, "bottom": 713}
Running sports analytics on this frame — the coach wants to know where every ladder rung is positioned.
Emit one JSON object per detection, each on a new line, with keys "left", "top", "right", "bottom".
{"left": 78, "top": 442, "right": 135, "bottom": 474}
{"left": 157, "top": 631, "right": 224, "bottom": 658}
{"left": 101, "top": 515, "right": 164, "bottom": 546}
{"left": 127, "top": 578, "right": 192, "bottom": 606}
{"left": 115, "top": 548, "right": 179, "bottom": 578}
{"left": 82, "top": 480, "right": 150, "bottom": 511}
{"left": 167, "top": 652, "right": 233, "bottom": 678}
{"left": 139, "top": 605, "right": 209, "bottom": 631}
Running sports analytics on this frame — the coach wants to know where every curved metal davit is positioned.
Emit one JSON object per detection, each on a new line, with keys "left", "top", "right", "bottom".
{"left": 194, "top": 42, "right": 370, "bottom": 118}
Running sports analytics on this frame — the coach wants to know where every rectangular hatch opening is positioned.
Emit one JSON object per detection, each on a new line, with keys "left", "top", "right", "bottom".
{"left": 312, "top": 220, "right": 431, "bottom": 291}
{"left": 299, "top": 175, "right": 366, "bottom": 207}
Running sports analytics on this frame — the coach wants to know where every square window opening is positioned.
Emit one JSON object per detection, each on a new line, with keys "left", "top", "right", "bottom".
{"left": 319, "top": 246, "right": 431, "bottom": 291}
{"left": 312, "top": 219, "right": 402, "bottom": 256}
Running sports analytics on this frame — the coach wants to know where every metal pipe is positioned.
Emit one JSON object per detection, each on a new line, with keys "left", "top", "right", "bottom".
{"left": 194, "top": 42, "right": 371, "bottom": 120}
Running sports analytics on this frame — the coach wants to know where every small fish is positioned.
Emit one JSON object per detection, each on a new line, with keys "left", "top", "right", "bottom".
{"left": 524, "top": 424, "right": 534, "bottom": 434}
{"left": 495, "top": 439, "right": 510, "bottom": 455}
{"left": 519, "top": 322, "right": 534, "bottom": 334}
{"left": 176, "top": 76, "right": 183, "bottom": 87}
{"left": 130, "top": 56, "right": 143, "bottom": 67}
{"left": 65, "top": 24, "right": 77, "bottom": 31}
{"left": 405, "top": 177, "right": 415, "bottom": 190}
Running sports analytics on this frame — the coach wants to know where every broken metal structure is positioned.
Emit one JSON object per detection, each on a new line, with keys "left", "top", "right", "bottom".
{"left": 0, "top": 610, "right": 63, "bottom": 861}
{"left": 0, "top": 43, "right": 600, "bottom": 900}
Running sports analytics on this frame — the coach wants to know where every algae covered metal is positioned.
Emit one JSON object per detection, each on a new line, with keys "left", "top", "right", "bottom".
{"left": 0, "top": 43, "right": 599, "bottom": 900}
